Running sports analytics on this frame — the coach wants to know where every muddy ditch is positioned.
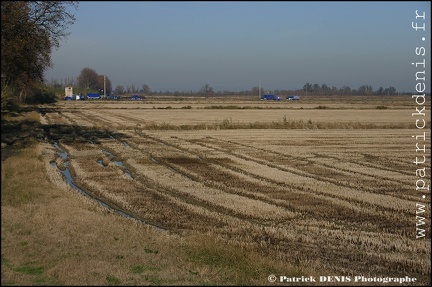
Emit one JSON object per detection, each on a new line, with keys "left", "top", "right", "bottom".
{"left": 50, "top": 141, "right": 167, "bottom": 232}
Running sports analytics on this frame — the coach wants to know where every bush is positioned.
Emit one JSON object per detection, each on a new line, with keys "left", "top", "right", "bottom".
{"left": 1, "top": 81, "right": 16, "bottom": 110}
{"left": 25, "top": 84, "right": 57, "bottom": 104}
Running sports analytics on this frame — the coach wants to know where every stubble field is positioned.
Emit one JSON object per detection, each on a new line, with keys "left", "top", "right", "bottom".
{"left": 4, "top": 95, "right": 430, "bottom": 285}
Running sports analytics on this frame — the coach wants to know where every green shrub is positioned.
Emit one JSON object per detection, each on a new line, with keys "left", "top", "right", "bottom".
{"left": 1, "top": 82, "right": 17, "bottom": 110}
{"left": 25, "top": 84, "right": 57, "bottom": 104}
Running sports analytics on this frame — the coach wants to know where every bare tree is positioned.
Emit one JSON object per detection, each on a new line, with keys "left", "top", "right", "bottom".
{"left": 141, "top": 84, "right": 151, "bottom": 94}
{"left": 114, "top": 85, "right": 125, "bottom": 95}
{"left": 1, "top": 1, "right": 78, "bottom": 103}
{"left": 77, "top": 68, "right": 99, "bottom": 90}
{"left": 358, "top": 85, "right": 373, "bottom": 96}
{"left": 251, "top": 86, "right": 265, "bottom": 97}
{"left": 200, "top": 84, "right": 214, "bottom": 95}
{"left": 303, "top": 83, "right": 312, "bottom": 96}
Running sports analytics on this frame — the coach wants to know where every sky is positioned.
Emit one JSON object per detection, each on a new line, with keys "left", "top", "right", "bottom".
{"left": 44, "top": 1, "right": 431, "bottom": 93}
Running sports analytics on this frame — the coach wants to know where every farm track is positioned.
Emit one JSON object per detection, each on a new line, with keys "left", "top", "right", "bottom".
{"left": 39, "top": 104, "right": 431, "bottom": 282}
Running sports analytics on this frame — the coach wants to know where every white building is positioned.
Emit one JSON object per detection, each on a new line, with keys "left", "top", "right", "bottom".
{"left": 65, "top": 86, "right": 73, "bottom": 97}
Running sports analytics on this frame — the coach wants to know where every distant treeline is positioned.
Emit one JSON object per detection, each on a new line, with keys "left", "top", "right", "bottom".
{"left": 46, "top": 67, "right": 418, "bottom": 97}
{"left": 47, "top": 78, "right": 416, "bottom": 97}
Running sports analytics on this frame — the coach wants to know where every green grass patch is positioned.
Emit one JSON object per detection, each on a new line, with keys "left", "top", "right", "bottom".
{"left": 146, "top": 274, "right": 164, "bottom": 285}
{"left": 106, "top": 275, "right": 121, "bottom": 285}
{"left": 131, "top": 264, "right": 160, "bottom": 274}
{"left": 144, "top": 247, "right": 159, "bottom": 254}
{"left": 185, "top": 236, "right": 290, "bottom": 285}
{"left": 14, "top": 265, "right": 44, "bottom": 275}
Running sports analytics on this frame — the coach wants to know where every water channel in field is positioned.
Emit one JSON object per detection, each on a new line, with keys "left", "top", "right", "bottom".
{"left": 50, "top": 142, "right": 166, "bottom": 231}
{"left": 101, "top": 149, "right": 133, "bottom": 179}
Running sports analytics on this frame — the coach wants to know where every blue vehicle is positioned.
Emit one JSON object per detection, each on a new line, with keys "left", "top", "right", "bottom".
{"left": 87, "top": 93, "right": 101, "bottom": 100}
{"left": 65, "top": 95, "right": 84, "bottom": 101}
{"left": 130, "top": 95, "right": 141, "bottom": 100}
{"left": 286, "top": 95, "right": 300, "bottom": 100}
{"left": 261, "top": 94, "right": 281, "bottom": 101}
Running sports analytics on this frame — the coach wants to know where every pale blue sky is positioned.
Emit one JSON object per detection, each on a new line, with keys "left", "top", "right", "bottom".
{"left": 44, "top": 1, "right": 431, "bottom": 93}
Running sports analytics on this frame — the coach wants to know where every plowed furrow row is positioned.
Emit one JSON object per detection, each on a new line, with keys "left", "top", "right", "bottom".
{"left": 96, "top": 138, "right": 296, "bottom": 223}
{"left": 187, "top": 139, "right": 414, "bottom": 213}
{"left": 61, "top": 142, "right": 240, "bottom": 232}
{"left": 121, "top": 132, "right": 414, "bottom": 234}
{"left": 201, "top": 137, "right": 412, "bottom": 194}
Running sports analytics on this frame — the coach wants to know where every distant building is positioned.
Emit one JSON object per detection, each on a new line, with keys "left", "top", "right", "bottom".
{"left": 64, "top": 86, "right": 74, "bottom": 100}
{"left": 65, "top": 86, "right": 73, "bottom": 97}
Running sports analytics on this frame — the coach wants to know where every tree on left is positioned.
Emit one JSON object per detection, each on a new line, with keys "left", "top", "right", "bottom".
{"left": 1, "top": 1, "right": 79, "bottom": 108}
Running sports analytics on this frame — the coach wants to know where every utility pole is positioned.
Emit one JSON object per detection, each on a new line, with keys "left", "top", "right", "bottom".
{"left": 103, "top": 75, "right": 106, "bottom": 98}
{"left": 259, "top": 79, "right": 261, "bottom": 99}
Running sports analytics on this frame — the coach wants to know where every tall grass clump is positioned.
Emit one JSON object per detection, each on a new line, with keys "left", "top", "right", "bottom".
{"left": 184, "top": 234, "right": 299, "bottom": 285}
{"left": 1, "top": 81, "right": 16, "bottom": 110}
{"left": 204, "top": 105, "right": 242, "bottom": 109}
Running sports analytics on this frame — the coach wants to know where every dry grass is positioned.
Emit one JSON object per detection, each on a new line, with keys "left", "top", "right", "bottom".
{"left": 2, "top": 95, "right": 431, "bottom": 285}
{"left": 1, "top": 143, "right": 297, "bottom": 286}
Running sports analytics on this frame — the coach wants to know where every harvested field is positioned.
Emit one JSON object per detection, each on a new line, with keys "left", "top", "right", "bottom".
{"left": 36, "top": 95, "right": 430, "bottom": 284}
